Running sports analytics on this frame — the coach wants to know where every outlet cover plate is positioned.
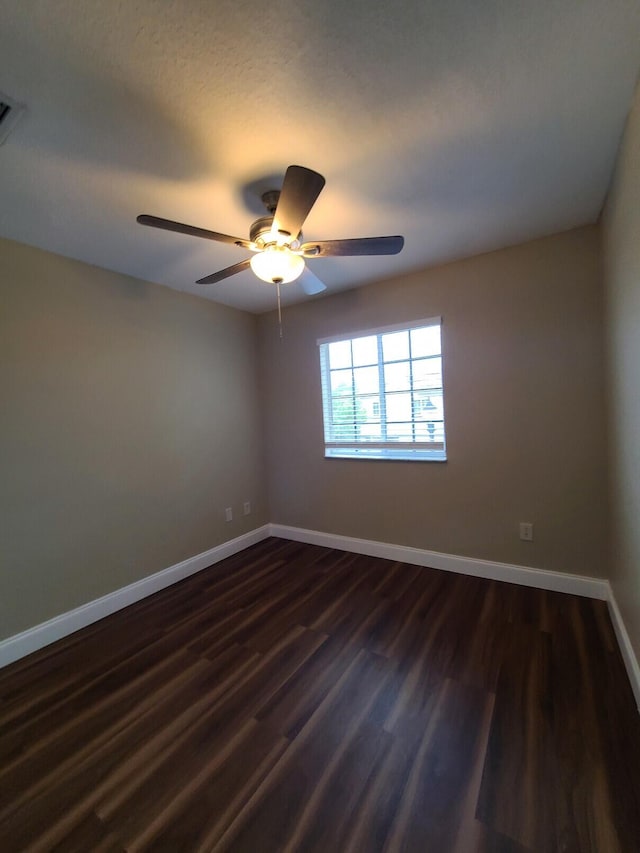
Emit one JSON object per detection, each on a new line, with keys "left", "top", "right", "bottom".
{"left": 519, "top": 522, "right": 534, "bottom": 542}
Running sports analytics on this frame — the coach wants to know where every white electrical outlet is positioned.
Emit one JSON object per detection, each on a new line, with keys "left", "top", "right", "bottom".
{"left": 225, "top": 507, "right": 233, "bottom": 522}
{"left": 243, "top": 501, "right": 251, "bottom": 516}
{"left": 519, "top": 522, "right": 534, "bottom": 542}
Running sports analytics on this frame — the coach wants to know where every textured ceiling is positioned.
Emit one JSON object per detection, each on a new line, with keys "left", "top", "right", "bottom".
{"left": 1, "top": 0, "right": 639, "bottom": 313}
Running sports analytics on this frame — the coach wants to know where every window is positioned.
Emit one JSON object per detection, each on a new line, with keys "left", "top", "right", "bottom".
{"left": 318, "top": 318, "right": 446, "bottom": 461}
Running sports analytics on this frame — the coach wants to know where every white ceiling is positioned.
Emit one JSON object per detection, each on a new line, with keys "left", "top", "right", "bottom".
{"left": 1, "top": 0, "right": 639, "bottom": 314}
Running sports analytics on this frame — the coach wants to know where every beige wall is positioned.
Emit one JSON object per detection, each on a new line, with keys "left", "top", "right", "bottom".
{"left": 603, "top": 85, "right": 640, "bottom": 661}
{"left": 259, "top": 226, "right": 608, "bottom": 578}
{"left": 0, "top": 237, "right": 268, "bottom": 639}
{"left": 0, "top": 222, "right": 612, "bottom": 641}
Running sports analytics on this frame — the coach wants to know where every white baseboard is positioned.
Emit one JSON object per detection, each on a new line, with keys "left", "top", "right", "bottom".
{"left": 607, "top": 586, "right": 640, "bottom": 712}
{"left": 268, "top": 524, "right": 609, "bottom": 599}
{"left": 0, "top": 525, "right": 270, "bottom": 670}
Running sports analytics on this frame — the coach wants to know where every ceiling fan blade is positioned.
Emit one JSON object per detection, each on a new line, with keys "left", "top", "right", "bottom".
{"left": 196, "top": 258, "right": 252, "bottom": 285}
{"left": 301, "top": 235, "right": 404, "bottom": 257}
{"left": 299, "top": 267, "right": 327, "bottom": 295}
{"left": 137, "top": 215, "right": 252, "bottom": 249}
{"left": 273, "top": 165, "right": 325, "bottom": 239}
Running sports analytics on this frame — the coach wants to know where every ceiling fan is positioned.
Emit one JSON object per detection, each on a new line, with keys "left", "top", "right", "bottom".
{"left": 137, "top": 165, "right": 404, "bottom": 297}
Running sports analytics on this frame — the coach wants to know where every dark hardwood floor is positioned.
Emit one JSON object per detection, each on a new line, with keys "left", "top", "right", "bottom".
{"left": 1, "top": 537, "right": 639, "bottom": 852}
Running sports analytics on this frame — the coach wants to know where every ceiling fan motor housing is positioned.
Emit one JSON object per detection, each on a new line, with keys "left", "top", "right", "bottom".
{"left": 250, "top": 215, "right": 302, "bottom": 248}
{"left": 250, "top": 216, "right": 276, "bottom": 244}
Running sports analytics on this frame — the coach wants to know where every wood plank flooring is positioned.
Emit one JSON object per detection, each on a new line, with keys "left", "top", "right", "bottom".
{"left": 1, "top": 537, "right": 639, "bottom": 852}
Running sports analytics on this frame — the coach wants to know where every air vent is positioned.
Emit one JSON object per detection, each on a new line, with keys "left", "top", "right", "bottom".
{"left": 0, "top": 92, "right": 25, "bottom": 145}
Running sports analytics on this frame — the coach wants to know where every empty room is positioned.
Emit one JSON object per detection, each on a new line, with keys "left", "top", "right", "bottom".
{"left": 1, "top": 1, "right": 640, "bottom": 851}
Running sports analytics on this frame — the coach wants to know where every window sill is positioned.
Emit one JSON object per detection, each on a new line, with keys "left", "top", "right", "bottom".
{"left": 324, "top": 447, "right": 447, "bottom": 462}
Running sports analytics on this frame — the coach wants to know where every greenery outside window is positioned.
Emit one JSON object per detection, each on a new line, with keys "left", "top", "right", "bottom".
{"left": 318, "top": 318, "right": 446, "bottom": 461}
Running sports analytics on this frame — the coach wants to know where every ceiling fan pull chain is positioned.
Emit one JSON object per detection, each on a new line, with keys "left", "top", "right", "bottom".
{"left": 277, "top": 281, "right": 283, "bottom": 339}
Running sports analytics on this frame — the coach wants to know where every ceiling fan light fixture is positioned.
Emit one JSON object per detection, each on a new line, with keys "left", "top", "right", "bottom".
{"left": 250, "top": 245, "right": 305, "bottom": 284}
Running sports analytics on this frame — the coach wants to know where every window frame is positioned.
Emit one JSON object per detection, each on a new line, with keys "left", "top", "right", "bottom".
{"left": 317, "top": 317, "right": 447, "bottom": 462}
